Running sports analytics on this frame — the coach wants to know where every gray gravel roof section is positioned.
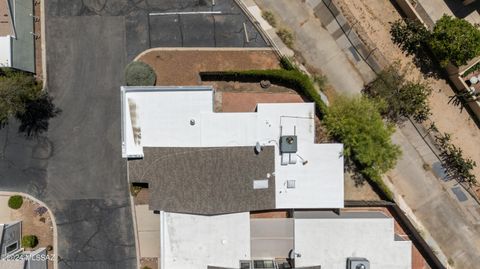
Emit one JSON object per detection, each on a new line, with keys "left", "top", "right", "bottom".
{"left": 129, "top": 146, "right": 276, "bottom": 215}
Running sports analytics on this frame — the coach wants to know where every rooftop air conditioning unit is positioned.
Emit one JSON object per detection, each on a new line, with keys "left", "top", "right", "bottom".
{"left": 347, "top": 257, "right": 370, "bottom": 269}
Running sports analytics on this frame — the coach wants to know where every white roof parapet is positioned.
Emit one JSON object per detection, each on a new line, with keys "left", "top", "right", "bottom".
{"left": 121, "top": 86, "right": 344, "bottom": 209}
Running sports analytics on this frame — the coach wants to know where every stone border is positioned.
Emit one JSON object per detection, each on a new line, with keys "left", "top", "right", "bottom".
{"left": 0, "top": 191, "right": 58, "bottom": 269}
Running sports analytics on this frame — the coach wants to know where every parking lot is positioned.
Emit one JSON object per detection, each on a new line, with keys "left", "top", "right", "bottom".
{"left": 47, "top": 0, "right": 269, "bottom": 60}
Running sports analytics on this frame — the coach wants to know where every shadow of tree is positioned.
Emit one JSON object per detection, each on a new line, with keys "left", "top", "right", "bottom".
{"left": 411, "top": 49, "right": 445, "bottom": 80}
{"left": 16, "top": 93, "right": 61, "bottom": 137}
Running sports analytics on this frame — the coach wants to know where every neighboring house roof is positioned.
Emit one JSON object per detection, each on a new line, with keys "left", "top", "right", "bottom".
{"left": 122, "top": 86, "right": 344, "bottom": 212}
{"left": 129, "top": 146, "right": 276, "bottom": 214}
{"left": 0, "top": 0, "right": 35, "bottom": 72}
{"left": 293, "top": 211, "right": 412, "bottom": 269}
{"left": 160, "top": 212, "right": 251, "bottom": 269}
{"left": 0, "top": 0, "right": 14, "bottom": 36}
{"left": 160, "top": 211, "right": 408, "bottom": 269}
{"left": 0, "top": 248, "right": 48, "bottom": 269}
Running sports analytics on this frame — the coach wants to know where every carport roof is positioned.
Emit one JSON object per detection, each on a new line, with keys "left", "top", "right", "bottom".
{"left": 129, "top": 146, "right": 276, "bottom": 215}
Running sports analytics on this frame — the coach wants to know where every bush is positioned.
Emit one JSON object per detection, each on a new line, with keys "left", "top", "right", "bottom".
{"left": 125, "top": 61, "right": 156, "bottom": 86}
{"left": 200, "top": 69, "right": 327, "bottom": 116}
{"left": 364, "top": 63, "right": 431, "bottom": 123}
{"left": 261, "top": 10, "right": 277, "bottom": 27}
{"left": 8, "top": 195, "right": 23, "bottom": 209}
{"left": 22, "top": 235, "right": 38, "bottom": 248}
{"left": 390, "top": 19, "right": 430, "bottom": 56}
{"left": 324, "top": 96, "right": 401, "bottom": 201}
{"left": 429, "top": 15, "right": 480, "bottom": 67}
{"left": 276, "top": 28, "right": 294, "bottom": 49}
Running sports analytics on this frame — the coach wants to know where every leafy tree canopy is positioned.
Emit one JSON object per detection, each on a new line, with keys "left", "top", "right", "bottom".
{"left": 429, "top": 15, "right": 480, "bottom": 67}
{"left": 364, "top": 64, "right": 431, "bottom": 123}
{"left": 390, "top": 18, "right": 431, "bottom": 56}
{"left": 0, "top": 68, "right": 41, "bottom": 127}
{"left": 324, "top": 96, "right": 401, "bottom": 180}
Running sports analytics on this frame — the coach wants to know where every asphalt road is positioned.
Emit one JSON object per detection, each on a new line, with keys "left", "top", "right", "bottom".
{"left": 0, "top": 1, "right": 268, "bottom": 269}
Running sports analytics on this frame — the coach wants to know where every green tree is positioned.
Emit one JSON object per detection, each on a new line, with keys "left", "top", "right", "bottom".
{"left": 435, "top": 133, "right": 477, "bottom": 186}
{"left": 0, "top": 68, "right": 41, "bottom": 127}
{"left": 324, "top": 96, "right": 401, "bottom": 183}
{"left": 429, "top": 15, "right": 480, "bottom": 67}
{"left": 390, "top": 18, "right": 430, "bottom": 56}
{"left": 364, "top": 64, "right": 431, "bottom": 123}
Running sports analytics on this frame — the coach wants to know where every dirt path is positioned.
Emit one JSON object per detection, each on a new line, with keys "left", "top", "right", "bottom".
{"left": 335, "top": 0, "right": 480, "bottom": 190}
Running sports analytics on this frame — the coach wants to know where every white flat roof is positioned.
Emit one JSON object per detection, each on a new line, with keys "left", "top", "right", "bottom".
{"left": 294, "top": 217, "right": 412, "bottom": 269}
{"left": 121, "top": 86, "right": 344, "bottom": 209}
{"left": 160, "top": 212, "right": 250, "bottom": 269}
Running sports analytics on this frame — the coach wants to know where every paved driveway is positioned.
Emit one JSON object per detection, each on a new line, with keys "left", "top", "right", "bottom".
{"left": 0, "top": 1, "right": 268, "bottom": 269}
{"left": 47, "top": 0, "right": 268, "bottom": 60}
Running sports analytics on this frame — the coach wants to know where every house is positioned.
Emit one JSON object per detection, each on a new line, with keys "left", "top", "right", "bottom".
{"left": 158, "top": 211, "right": 412, "bottom": 269}
{"left": 121, "top": 86, "right": 344, "bottom": 213}
{"left": 0, "top": 221, "right": 47, "bottom": 269}
{"left": 121, "top": 86, "right": 412, "bottom": 269}
{"left": 0, "top": 0, "right": 36, "bottom": 73}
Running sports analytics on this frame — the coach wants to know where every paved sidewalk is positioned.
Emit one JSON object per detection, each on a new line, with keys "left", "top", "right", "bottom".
{"left": 249, "top": 0, "right": 368, "bottom": 96}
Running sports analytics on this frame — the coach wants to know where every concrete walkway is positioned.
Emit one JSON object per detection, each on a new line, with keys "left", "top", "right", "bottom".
{"left": 250, "top": 0, "right": 369, "bottom": 96}
{"left": 245, "top": 0, "right": 480, "bottom": 267}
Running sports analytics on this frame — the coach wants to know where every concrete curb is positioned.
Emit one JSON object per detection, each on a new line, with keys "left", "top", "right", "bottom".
{"left": 0, "top": 191, "right": 58, "bottom": 269}
{"left": 40, "top": 0, "right": 47, "bottom": 89}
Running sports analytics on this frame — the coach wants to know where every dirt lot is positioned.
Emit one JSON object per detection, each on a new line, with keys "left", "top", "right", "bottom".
{"left": 335, "top": 0, "right": 480, "bottom": 195}
{"left": 136, "top": 48, "right": 280, "bottom": 85}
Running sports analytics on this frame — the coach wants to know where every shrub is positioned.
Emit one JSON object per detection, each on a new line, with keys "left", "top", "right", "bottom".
{"left": 8, "top": 195, "right": 23, "bottom": 209}
{"left": 130, "top": 185, "right": 143, "bottom": 197}
{"left": 22, "top": 235, "right": 39, "bottom": 248}
{"left": 324, "top": 96, "right": 401, "bottom": 201}
{"left": 279, "top": 56, "right": 297, "bottom": 71}
{"left": 429, "top": 15, "right": 480, "bottom": 67}
{"left": 261, "top": 10, "right": 277, "bottom": 27}
{"left": 276, "top": 28, "right": 294, "bottom": 49}
{"left": 125, "top": 61, "right": 156, "bottom": 86}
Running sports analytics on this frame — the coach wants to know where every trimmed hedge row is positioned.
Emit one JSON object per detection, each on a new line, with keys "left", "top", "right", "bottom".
{"left": 200, "top": 69, "right": 328, "bottom": 117}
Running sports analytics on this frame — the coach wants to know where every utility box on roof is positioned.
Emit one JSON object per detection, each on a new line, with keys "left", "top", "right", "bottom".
{"left": 280, "top": 135, "right": 297, "bottom": 153}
